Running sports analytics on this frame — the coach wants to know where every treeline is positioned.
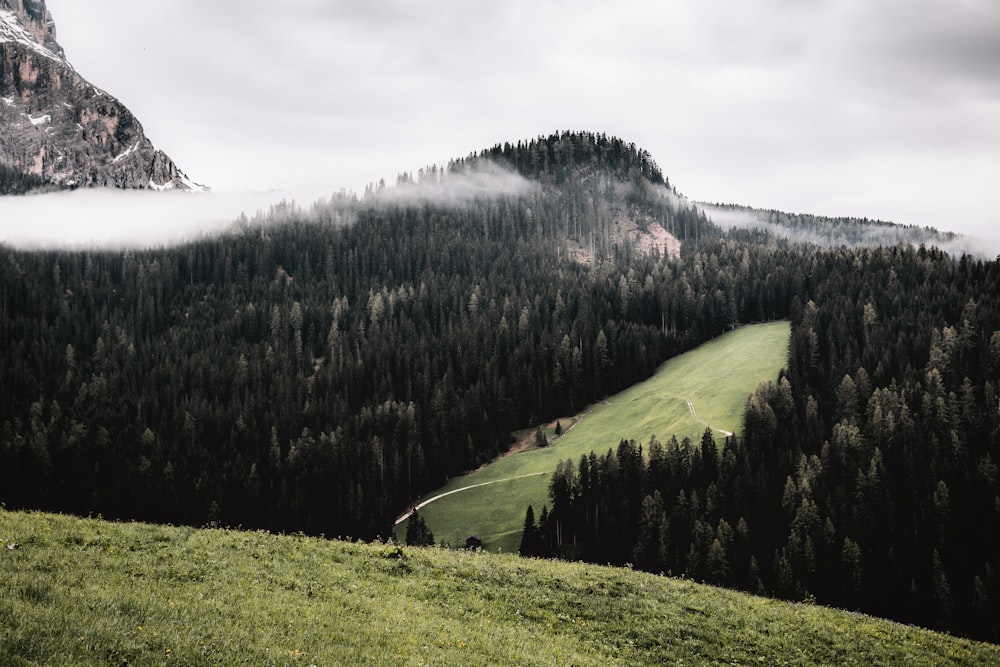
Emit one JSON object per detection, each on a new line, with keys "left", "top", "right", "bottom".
{"left": 0, "top": 132, "right": 740, "bottom": 541}
{"left": 531, "top": 243, "right": 1000, "bottom": 641}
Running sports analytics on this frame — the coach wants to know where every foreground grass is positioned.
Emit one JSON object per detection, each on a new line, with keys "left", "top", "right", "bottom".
{"left": 2, "top": 511, "right": 995, "bottom": 666}
{"left": 404, "top": 322, "right": 790, "bottom": 552}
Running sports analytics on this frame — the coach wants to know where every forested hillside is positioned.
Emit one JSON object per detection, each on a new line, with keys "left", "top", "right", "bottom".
{"left": 535, "top": 241, "right": 1000, "bottom": 641}
{"left": 2, "top": 131, "right": 997, "bottom": 641}
{"left": 0, "top": 132, "right": 725, "bottom": 540}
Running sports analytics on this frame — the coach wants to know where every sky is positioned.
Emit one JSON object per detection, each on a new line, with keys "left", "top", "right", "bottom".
{"left": 7, "top": 0, "right": 1000, "bottom": 246}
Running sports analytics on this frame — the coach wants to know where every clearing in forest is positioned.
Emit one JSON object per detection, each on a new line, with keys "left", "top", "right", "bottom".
{"left": 398, "top": 321, "right": 791, "bottom": 552}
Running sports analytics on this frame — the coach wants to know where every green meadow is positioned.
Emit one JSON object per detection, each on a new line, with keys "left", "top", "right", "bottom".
{"left": 400, "top": 321, "right": 791, "bottom": 552}
{"left": 2, "top": 510, "right": 995, "bottom": 666}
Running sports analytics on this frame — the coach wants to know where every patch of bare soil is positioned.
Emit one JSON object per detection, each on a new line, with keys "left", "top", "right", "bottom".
{"left": 565, "top": 212, "right": 682, "bottom": 266}
{"left": 465, "top": 413, "right": 586, "bottom": 473}
{"left": 620, "top": 214, "right": 682, "bottom": 259}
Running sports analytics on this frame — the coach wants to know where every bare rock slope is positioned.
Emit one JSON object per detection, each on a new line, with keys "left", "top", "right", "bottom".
{"left": 0, "top": 0, "right": 201, "bottom": 190}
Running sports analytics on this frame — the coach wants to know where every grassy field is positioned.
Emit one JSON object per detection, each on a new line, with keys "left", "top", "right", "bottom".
{"left": 401, "top": 321, "right": 791, "bottom": 552}
{"left": 2, "top": 510, "right": 996, "bottom": 666}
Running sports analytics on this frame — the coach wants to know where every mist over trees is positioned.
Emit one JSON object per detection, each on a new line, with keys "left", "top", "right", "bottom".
{"left": 699, "top": 202, "right": 964, "bottom": 251}
{"left": 0, "top": 133, "right": 720, "bottom": 538}
{"left": 1, "top": 131, "right": 997, "bottom": 641}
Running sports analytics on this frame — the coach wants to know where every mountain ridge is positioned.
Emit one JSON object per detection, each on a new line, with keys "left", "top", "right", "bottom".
{"left": 379, "top": 130, "right": 963, "bottom": 257}
{"left": 0, "top": 0, "right": 202, "bottom": 192}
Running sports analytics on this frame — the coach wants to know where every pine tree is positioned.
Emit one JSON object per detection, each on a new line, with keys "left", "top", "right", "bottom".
{"left": 405, "top": 511, "right": 434, "bottom": 547}
{"left": 706, "top": 538, "right": 729, "bottom": 584}
{"left": 519, "top": 505, "right": 540, "bottom": 557}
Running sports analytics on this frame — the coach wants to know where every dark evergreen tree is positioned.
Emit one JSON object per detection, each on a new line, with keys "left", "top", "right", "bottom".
{"left": 405, "top": 511, "right": 434, "bottom": 547}
{"left": 519, "top": 505, "right": 541, "bottom": 557}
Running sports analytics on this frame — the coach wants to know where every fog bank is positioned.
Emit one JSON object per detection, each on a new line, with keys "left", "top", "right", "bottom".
{"left": 368, "top": 161, "right": 537, "bottom": 206}
{"left": 0, "top": 163, "right": 534, "bottom": 251}
{"left": 697, "top": 202, "right": 1000, "bottom": 259}
{"left": 0, "top": 188, "right": 322, "bottom": 250}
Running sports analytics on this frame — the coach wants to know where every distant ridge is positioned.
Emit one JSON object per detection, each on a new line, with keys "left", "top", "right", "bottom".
{"left": 696, "top": 200, "right": 962, "bottom": 250}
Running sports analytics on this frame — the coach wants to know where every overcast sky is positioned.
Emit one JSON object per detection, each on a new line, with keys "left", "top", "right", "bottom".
{"left": 26, "top": 0, "right": 1000, "bottom": 241}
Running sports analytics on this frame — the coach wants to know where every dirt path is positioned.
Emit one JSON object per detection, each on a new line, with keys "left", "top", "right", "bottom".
{"left": 394, "top": 472, "right": 548, "bottom": 526}
{"left": 622, "top": 395, "right": 734, "bottom": 437}
{"left": 680, "top": 397, "right": 734, "bottom": 437}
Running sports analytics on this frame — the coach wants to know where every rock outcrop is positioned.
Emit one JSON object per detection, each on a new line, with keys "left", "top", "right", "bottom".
{"left": 0, "top": 0, "right": 202, "bottom": 190}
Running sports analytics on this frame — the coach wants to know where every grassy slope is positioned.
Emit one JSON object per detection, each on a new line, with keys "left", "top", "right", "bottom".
{"left": 1, "top": 510, "right": 995, "bottom": 666}
{"left": 403, "top": 321, "right": 790, "bottom": 552}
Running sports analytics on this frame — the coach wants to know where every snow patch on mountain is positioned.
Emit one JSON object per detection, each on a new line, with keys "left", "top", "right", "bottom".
{"left": 148, "top": 173, "right": 207, "bottom": 193}
{"left": 113, "top": 140, "right": 141, "bottom": 163}
{"left": 0, "top": 9, "right": 62, "bottom": 63}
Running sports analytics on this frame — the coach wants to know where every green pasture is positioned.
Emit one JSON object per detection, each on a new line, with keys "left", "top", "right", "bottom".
{"left": 400, "top": 321, "right": 791, "bottom": 553}
{"left": 2, "top": 510, "right": 995, "bottom": 666}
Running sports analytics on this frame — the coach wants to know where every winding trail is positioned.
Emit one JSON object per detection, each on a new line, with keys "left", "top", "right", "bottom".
{"left": 394, "top": 472, "right": 548, "bottom": 526}
{"left": 625, "top": 395, "right": 734, "bottom": 438}
{"left": 680, "top": 397, "right": 734, "bottom": 437}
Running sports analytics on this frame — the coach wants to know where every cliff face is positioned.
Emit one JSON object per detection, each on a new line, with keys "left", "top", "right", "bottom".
{"left": 0, "top": 0, "right": 202, "bottom": 190}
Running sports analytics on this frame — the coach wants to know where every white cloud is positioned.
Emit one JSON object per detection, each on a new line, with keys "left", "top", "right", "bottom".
{"left": 0, "top": 189, "right": 300, "bottom": 249}
{"left": 369, "top": 162, "right": 537, "bottom": 206}
{"left": 0, "top": 163, "right": 537, "bottom": 250}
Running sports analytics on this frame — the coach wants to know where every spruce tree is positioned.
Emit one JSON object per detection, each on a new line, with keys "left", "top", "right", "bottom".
{"left": 519, "top": 505, "right": 540, "bottom": 557}
{"left": 405, "top": 511, "right": 434, "bottom": 547}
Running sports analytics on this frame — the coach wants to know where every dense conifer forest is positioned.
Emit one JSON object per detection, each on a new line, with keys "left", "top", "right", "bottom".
{"left": 1, "top": 132, "right": 997, "bottom": 640}
{"left": 529, "top": 241, "right": 1000, "bottom": 641}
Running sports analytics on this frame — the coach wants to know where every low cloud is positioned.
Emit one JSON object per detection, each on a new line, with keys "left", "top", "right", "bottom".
{"left": 0, "top": 162, "right": 535, "bottom": 250}
{"left": 696, "top": 202, "right": 1000, "bottom": 259}
{"left": 0, "top": 188, "right": 304, "bottom": 250}
{"left": 367, "top": 161, "right": 537, "bottom": 207}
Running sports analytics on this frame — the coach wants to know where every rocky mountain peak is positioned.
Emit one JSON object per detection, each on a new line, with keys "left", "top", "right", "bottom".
{"left": 0, "top": 0, "right": 203, "bottom": 191}
{"left": 1, "top": 0, "right": 61, "bottom": 57}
